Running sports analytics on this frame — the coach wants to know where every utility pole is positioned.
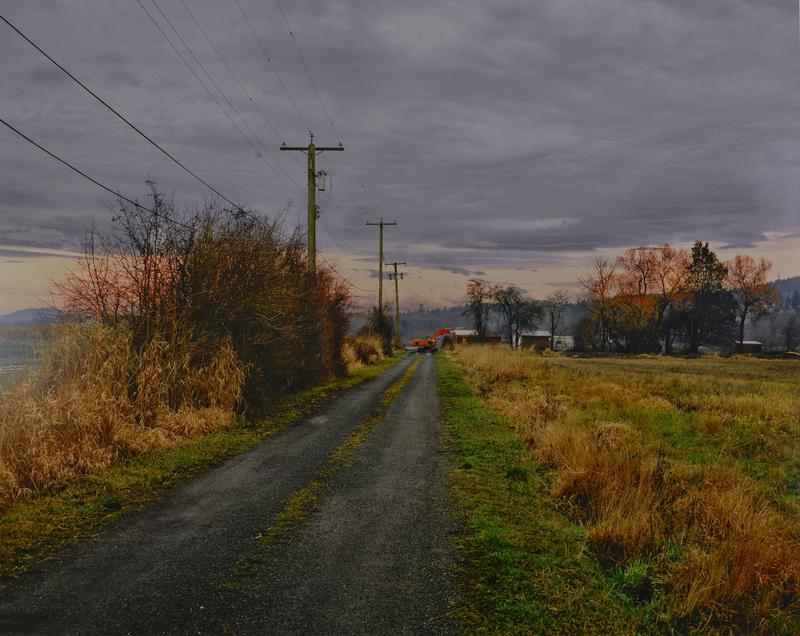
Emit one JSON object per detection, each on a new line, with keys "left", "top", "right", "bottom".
{"left": 366, "top": 219, "right": 397, "bottom": 331}
{"left": 281, "top": 133, "right": 343, "bottom": 272}
{"left": 387, "top": 261, "right": 406, "bottom": 344}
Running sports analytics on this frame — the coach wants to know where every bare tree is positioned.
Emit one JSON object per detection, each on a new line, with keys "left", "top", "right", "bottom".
{"left": 579, "top": 257, "right": 616, "bottom": 351}
{"left": 493, "top": 286, "right": 541, "bottom": 346}
{"left": 542, "top": 290, "right": 570, "bottom": 350}
{"left": 725, "top": 255, "right": 775, "bottom": 345}
{"left": 464, "top": 279, "right": 496, "bottom": 341}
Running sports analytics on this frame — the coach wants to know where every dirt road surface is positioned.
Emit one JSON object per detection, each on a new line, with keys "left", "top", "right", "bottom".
{"left": 0, "top": 354, "right": 458, "bottom": 635}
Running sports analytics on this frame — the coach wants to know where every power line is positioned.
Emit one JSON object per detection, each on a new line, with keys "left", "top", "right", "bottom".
{"left": 136, "top": 0, "right": 283, "bottom": 190}
{"left": 275, "top": 0, "right": 337, "bottom": 139}
{"left": 317, "top": 251, "right": 374, "bottom": 294}
{"left": 179, "top": 0, "right": 284, "bottom": 141}
{"left": 144, "top": 0, "right": 301, "bottom": 197}
{"left": 316, "top": 173, "right": 358, "bottom": 255}
{"left": 0, "top": 13, "right": 244, "bottom": 212}
{"left": 231, "top": 0, "right": 312, "bottom": 135}
{"left": 0, "top": 117, "right": 196, "bottom": 229}
{"left": 272, "top": 0, "right": 385, "bottom": 216}
{"left": 231, "top": 0, "right": 372, "bottom": 227}
{"left": 175, "top": 0, "right": 294, "bottom": 172}
{"left": 3, "top": 122, "right": 363, "bottom": 299}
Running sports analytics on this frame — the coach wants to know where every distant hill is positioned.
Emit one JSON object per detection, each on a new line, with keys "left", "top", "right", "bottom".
{"left": 0, "top": 308, "right": 60, "bottom": 327}
{"left": 400, "top": 305, "right": 473, "bottom": 340}
{"left": 771, "top": 276, "right": 800, "bottom": 299}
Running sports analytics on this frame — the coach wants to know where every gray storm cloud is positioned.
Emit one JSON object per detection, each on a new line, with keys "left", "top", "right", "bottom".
{"left": 1, "top": 0, "right": 798, "bottom": 272}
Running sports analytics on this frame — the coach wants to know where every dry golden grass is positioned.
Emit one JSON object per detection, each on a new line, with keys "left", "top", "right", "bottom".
{"left": 341, "top": 334, "right": 386, "bottom": 375}
{"left": 0, "top": 322, "right": 244, "bottom": 503}
{"left": 454, "top": 345, "right": 800, "bottom": 630}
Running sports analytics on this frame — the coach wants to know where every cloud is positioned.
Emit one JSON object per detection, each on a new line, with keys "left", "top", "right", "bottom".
{"left": 0, "top": 0, "right": 797, "bottom": 279}
{"left": 428, "top": 264, "right": 488, "bottom": 277}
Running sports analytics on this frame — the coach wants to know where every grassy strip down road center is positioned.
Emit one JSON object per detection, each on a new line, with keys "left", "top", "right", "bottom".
{"left": 0, "top": 352, "right": 407, "bottom": 585}
{"left": 246, "top": 357, "right": 422, "bottom": 555}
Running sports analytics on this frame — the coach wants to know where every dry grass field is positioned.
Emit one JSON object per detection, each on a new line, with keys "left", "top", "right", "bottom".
{"left": 450, "top": 346, "right": 800, "bottom": 632}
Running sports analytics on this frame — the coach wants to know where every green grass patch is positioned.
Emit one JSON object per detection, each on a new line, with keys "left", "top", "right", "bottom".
{"left": 437, "top": 354, "right": 645, "bottom": 634}
{"left": 0, "top": 352, "right": 407, "bottom": 585}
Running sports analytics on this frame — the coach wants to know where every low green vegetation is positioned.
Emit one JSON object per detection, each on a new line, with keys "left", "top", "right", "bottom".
{"left": 0, "top": 352, "right": 405, "bottom": 586}
{"left": 437, "top": 354, "right": 641, "bottom": 634}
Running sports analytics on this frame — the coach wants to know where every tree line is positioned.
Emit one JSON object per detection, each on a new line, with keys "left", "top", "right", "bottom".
{"left": 461, "top": 241, "right": 794, "bottom": 354}
{"left": 463, "top": 279, "right": 570, "bottom": 349}
{"left": 576, "top": 242, "right": 781, "bottom": 353}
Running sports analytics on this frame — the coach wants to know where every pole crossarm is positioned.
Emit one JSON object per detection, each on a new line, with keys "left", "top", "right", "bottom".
{"left": 366, "top": 220, "right": 398, "bottom": 333}
{"left": 385, "top": 260, "right": 406, "bottom": 344}
{"left": 280, "top": 146, "right": 343, "bottom": 153}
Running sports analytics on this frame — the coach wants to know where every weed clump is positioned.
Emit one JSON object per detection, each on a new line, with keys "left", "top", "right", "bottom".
{"left": 341, "top": 335, "right": 386, "bottom": 374}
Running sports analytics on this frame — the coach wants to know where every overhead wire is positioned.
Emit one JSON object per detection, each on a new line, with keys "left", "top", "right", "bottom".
{"left": 231, "top": 0, "right": 311, "bottom": 135}
{"left": 144, "top": 0, "right": 301, "bottom": 198}
{"left": 315, "top": 172, "right": 359, "bottom": 256}
{"left": 0, "top": 13, "right": 244, "bottom": 212}
{"left": 232, "top": 0, "right": 375, "bottom": 230}
{"left": 272, "top": 0, "right": 384, "bottom": 217}
{"left": 3, "top": 10, "right": 373, "bottom": 298}
{"left": 174, "top": 0, "right": 303, "bottom": 191}
{"left": 0, "top": 117, "right": 193, "bottom": 229}
{"left": 6, "top": 7, "right": 375, "bottom": 297}
{"left": 4, "top": 111, "right": 369, "bottom": 298}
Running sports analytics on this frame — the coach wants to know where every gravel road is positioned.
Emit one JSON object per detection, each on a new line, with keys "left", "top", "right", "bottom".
{"left": 0, "top": 354, "right": 458, "bottom": 635}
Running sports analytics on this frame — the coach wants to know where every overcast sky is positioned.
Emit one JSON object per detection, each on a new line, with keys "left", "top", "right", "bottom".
{"left": 1, "top": 0, "right": 799, "bottom": 311}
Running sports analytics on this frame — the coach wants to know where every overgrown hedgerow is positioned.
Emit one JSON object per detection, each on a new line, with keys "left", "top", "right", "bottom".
{"left": 0, "top": 185, "right": 354, "bottom": 504}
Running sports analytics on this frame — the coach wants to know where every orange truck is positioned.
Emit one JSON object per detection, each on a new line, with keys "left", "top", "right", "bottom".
{"left": 410, "top": 328, "right": 453, "bottom": 352}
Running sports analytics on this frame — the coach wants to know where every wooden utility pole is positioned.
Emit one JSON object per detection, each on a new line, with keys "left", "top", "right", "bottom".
{"left": 387, "top": 261, "right": 406, "bottom": 344}
{"left": 366, "top": 219, "right": 397, "bottom": 330}
{"left": 281, "top": 133, "right": 343, "bottom": 272}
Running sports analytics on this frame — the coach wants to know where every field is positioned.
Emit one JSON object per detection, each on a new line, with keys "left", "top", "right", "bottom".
{"left": 439, "top": 347, "right": 800, "bottom": 633}
{"left": 0, "top": 327, "right": 41, "bottom": 388}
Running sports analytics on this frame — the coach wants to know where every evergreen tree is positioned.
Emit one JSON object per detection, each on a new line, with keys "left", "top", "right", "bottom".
{"left": 680, "top": 242, "right": 736, "bottom": 352}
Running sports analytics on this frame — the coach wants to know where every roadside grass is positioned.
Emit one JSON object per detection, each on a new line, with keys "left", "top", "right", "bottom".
{"left": 436, "top": 354, "right": 643, "bottom": 634}
{"left": 447, "top": 346, "right": 800, "bottom": 632}
{"left": 0, "top": 352, "right": 407, "bottom": 585}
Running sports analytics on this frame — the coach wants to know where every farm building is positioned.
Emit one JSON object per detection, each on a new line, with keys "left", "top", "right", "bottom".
{"left": 517, "top": 331, "right": 574, "bottom": 351}
{"left": 734, "top": 340, "right": 763, "bottom": 353}
{"left": 453, "top": 329, "right": 501, "bottom": 345}
{"left": 517, "top": 330, "right": 550, "bottom": 350}
{"left": 453, "top": 329, "right": 477, "bottom": 344}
